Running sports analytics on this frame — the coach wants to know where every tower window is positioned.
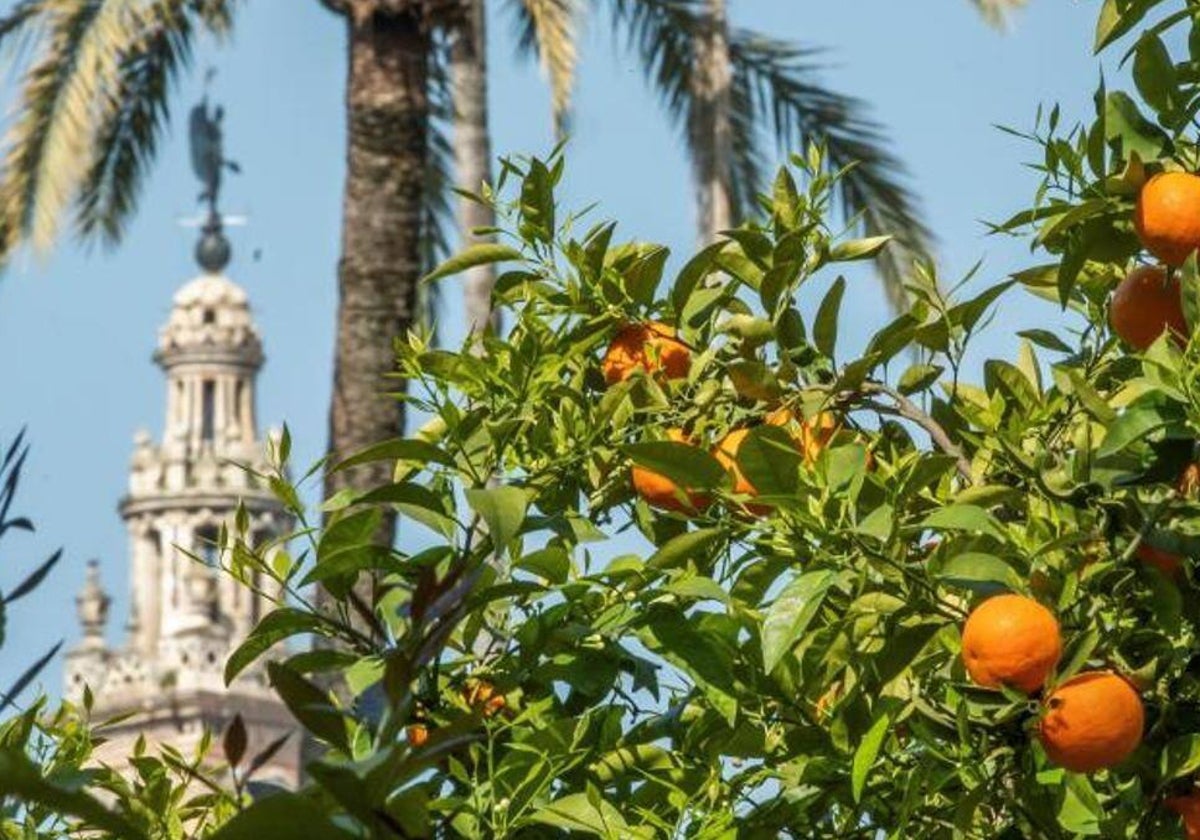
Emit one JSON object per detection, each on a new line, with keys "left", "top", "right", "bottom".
{"left": 201, "top": 380, "right": 215, "bottom": 442}
{"left": 195, "top": 525, "right": 220, "bottom": 566}
{"left": 202, "top": 308, "right": 216, "bottom": 325}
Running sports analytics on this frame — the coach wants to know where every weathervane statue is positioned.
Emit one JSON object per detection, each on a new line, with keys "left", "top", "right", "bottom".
{"left": 188, "top": 86, "right": 240, "bottom": 273}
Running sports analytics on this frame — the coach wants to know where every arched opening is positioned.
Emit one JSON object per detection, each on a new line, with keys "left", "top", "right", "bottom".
{"left": 195, "top": 524, "right": 220, "bottom": 567}
{"left": 201, "top": 379, "right": 215, "bottom": 442}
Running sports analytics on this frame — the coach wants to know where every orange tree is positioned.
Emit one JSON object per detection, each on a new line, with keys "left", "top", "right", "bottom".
{"left": 14, "top": 3, "right": 1200, "bottom": 837}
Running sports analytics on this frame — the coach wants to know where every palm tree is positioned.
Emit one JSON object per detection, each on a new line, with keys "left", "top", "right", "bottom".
{"left": 0, "top": 1, "right": 449, "bottom": 562}
{"left": 0, "top": 0, "right": 1026, "bottom": 551}
{"left": 458, "top": 0, "right": 1027, "bottom": 319}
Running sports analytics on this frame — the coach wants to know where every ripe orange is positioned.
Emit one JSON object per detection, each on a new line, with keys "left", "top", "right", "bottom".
{"left": 1110, "top": 265, "right": 1188, "bottom": 350}
{"left": 1135, "top": 172, "right": 1200, "bottom": 266}
{"left": 712, "top": 428, "right": 768, "bottom": 513}
{"left": 463, "top": 680, "right": 507, "bottom": 718}
{"left": 601, "top": 322, "right": 691, "bottom": 385}
{"left": 406, "top": 723, "right": 429, "bottom": 747}
{"left": 1167, "top": 791, "right": 1200, "bottom": 840}
{"left": 960, "top": 594, "right": 1062, "bottom": 693}
{"left": 1137, "top": 543, "right": 1184, "bottom": 579}
{"left": 631, "top": 428, "right": 710, "bottom": 513}
{"left": 766, "top": 408, "right": 839, "bottom": 463}
{"left": 1038, "top": 671, "right": 1144, "bottom": 772}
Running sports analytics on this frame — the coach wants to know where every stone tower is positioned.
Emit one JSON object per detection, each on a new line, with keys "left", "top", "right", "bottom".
{"left": 63, "top": 186, "right": 301, "bottom": 787}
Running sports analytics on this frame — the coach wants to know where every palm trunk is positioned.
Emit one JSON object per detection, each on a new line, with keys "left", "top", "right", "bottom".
{"left": 689, "top": 0, "right": 733, "bottom": 246}
{"left": 451, "top": 0, "right": 499, "bottom": 338}
{"left": 325, "top": 6, "right": 430, "bottom": 559}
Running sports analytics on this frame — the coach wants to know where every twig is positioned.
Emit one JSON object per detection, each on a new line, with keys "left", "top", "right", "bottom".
{"left": 857, "top": 381, "right": 974, "bottom": 485}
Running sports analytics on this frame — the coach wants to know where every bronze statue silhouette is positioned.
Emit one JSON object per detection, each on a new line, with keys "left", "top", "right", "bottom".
{"left": 188, "top": 82, "right": 240, "bottom": 273}
{"left": 188, "top": 96, "right": 240, "bottom": 223}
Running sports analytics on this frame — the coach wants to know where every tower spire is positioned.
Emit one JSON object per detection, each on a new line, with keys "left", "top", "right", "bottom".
{"left": 75, "top": 559, "right": 110, "bottom": 648}
{"left": 63, "top": 91, "right": 300, "bottom": 786}
{"left": 188, "top": 87, "right": 239, "bottom": 274}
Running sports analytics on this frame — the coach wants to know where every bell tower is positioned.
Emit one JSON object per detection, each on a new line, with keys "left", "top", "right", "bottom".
{"left": 63, "top": 97, "right": 301, "bottom": 787}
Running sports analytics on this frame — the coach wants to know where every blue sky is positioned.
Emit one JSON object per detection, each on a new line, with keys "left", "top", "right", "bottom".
{"left": 0, "top": 1, "right": 1106, "bottom": 698}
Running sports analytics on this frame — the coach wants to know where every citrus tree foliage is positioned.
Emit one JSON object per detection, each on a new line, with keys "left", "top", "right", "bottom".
{"left": 0, "top": 434, "right": 241, "bottom": 839}
{"left": 15, "top": 3, "right": 1200, "bottom": 836}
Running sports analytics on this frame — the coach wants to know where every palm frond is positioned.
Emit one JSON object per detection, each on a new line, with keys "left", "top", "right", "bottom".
{"left": 508, "top": 0, "right": 580, "bottom": 136}
{"left": 0, "top": 0, "right": 238, "bottom": 261}
{"left": 76, "top": 2, "right": 195, "bottom": 245}
{"left": 604, "top": 0, "right": 931, "bottom": 310}
{"left": 726, "top": 29, "right": 932, "bottom": 310}
{"left": 970, "top": 0, "right": 1027, "bottom": 30}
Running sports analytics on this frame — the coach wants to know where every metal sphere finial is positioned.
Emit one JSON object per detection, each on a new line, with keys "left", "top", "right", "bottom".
{"left": 196, "top": 223, "right": 231, "bottom": 273}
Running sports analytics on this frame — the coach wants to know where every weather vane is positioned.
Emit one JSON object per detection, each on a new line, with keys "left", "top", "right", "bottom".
{"left": 187, "top": 70, "right": 242, "bottom": 273}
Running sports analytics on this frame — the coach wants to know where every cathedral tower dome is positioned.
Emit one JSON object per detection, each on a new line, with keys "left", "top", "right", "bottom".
{"left": 157, "top": 272, "right": 263, "bottom": 366}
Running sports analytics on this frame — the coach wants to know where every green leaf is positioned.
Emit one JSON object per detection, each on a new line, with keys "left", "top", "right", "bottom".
{"left": 226, "top": 609, "right": 330, "bottom": 685}
{"left": 1105, "top": 91, "right": 1172, "bottom": 162}
{"left": 851, "top": 711, "right": 891, "bottom": 802}
{"left": 813, "top": 276, "right": 845, "bottom": 358}
{"left": 267, "top": 663, "right": 350, "bottom": 753}
{"left": 671, "top": 240, "right": 727, "bottom": 314}
{"left": 465, "top": 486, "right": 529, "bottom": 555}
{"left": 1161, "top": 733, "right": 1200, "bottom": 780}
{"left": 356, "top": 482, "right": 455, "bottom": 538}
{"left": 736, "top": 426, "right": 802, "bottom": 496}
{"left": 423, "top": 243, "right": 523, "bottom": 283}
{"left": 647, "top": 527, "right": 725, "bottom": 571}
{"left": 1132, "top": 33, "right": 1175, "bottom": 113}
{"left": 1058, "top": 773, "right": 1103, "bottom": 834}
{"left": 3, "top": 548, "right": 62, "bottom": 604}
{"left": 919, "top": 505, "right": 1008, "bottom": 542}
{"left": 761, "top": 570, "right": 837, "bottom": 674}
{"left": 1057, "top": 626, "right": 1099, "bottom": 684}
{"left": 1094, "top": 0, "right": 1166, "bottom": 52}
{"left": 516, "top": 545, "right": 571, "bottom": 583}
{"left": 209, "top": 793, "right": 355, "bottom": 840}
{"left": 641, "top": 608, "right": 739, "bottom": 725}
{"left": 0, "top": 748, "right": 148, "bottom": 839}
{"left": 830, "top": 235, "right": 892, "bottom": 262}
{"left": 519, "top": 158, "right": 556, "bottom": 244}
{"left": 528, "top": 792, "right": 629, "bottom": 837}
{"left": 898, "top": 363, "right": 943, "bottom": 396}
{"left": 935, "top": 553, "right": 1021, "bottom": 590}
{"left": 624, "top": 245, "right": 669, "bottom": 306}
{"left": 1097, "top": 406, "right": 1167, "bottom": 458}
{"left": 331, "top": 438, "right": 454, "bottom": 474}
{"left": 623, "top": 441, "right": 728, "bottom": 491}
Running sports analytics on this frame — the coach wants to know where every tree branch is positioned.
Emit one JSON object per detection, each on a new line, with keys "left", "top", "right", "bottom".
{"left": 857, "top": 381, "right": 974, "bottom": 485}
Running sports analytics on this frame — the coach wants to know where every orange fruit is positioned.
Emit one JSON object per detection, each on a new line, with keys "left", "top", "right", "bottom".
{"left": 712, "top": 428, "right": 770, "bottom": 514}
{"left": 767, "top": 408, "right": 838, "bottom": 462}
{"left": 631, "top": 429, "right": 710, "bottom": 514}
{"left": 1038, "top": 671, "right": 1144, "bottom": 772}
{"left": 960, "top": 594, "right": 1062, "bottom": 693}
{"left": 463, "top": 680, "right": 507, "bottom": 717}
{"left": 1135, "top": 172, "right": 1200, "bottom": 266}
{"left": 406, "top": 723, "right": 428, "bottom": 747}
{"left": 601, "top": 322, "right": 691, "bottom": 385}
{"left": 1137, "top": 543, "right": 1184, "bottom": 579}
{"left": 1167, "top": 791, "right": 1200, "bottom": 840}
{"left": 1110, "top": 265, "right": 1188, "bottom": 350}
